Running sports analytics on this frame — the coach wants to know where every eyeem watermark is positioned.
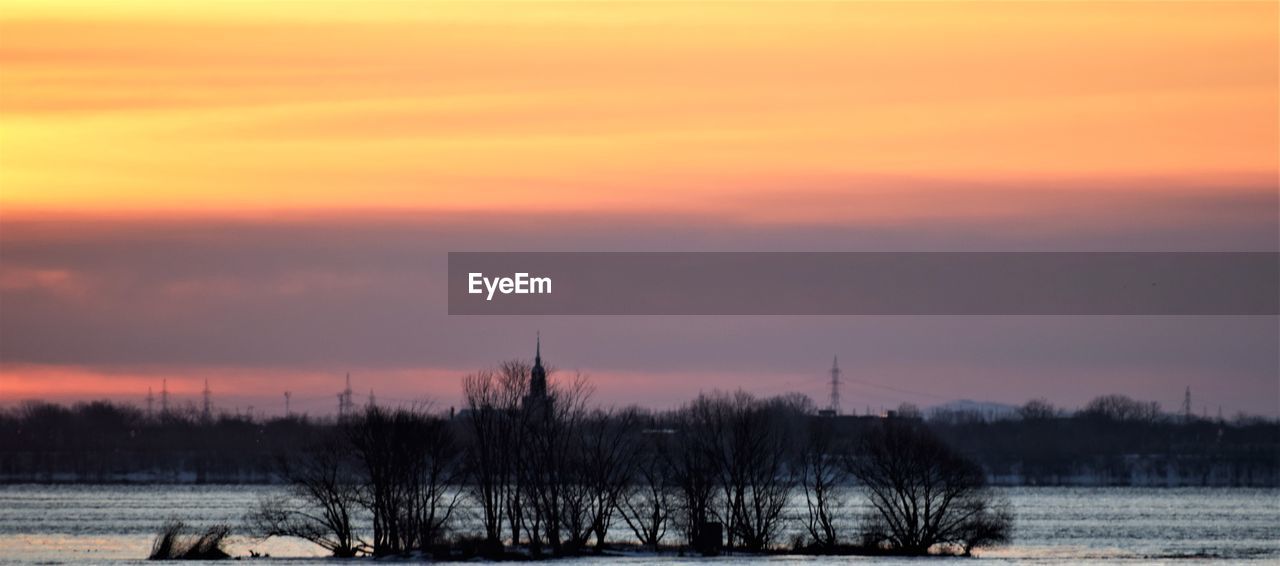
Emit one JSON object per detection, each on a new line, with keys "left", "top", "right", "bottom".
{"left": 450, "top": 252, "right": 1279, "bottom": 315}
{"left": 468, "top": 272, "right": 552, "bottom": 301}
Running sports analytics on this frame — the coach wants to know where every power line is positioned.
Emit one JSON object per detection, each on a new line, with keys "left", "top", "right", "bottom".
{"left": 843, "top": 376, "right": 951, "bottom": 401}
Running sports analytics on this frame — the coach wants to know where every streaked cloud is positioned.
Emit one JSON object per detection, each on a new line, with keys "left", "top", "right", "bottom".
{"left": 2, "top": 1, "right": 1275, "bottom": 215}
{"left": 1, "top": 213, "right": 1276, "bottom": 415}
{"left": 0, "top": 2, "right": 1275, "bottom": 414}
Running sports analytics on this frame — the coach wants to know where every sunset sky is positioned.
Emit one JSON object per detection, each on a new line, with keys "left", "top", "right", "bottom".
{"left": 1, "top": 1, "right": 1277, "bottom": 415}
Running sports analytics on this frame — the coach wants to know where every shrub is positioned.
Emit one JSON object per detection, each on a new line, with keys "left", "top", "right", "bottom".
{"left": 148, "top": 520, "right": 231, "bottom": 560}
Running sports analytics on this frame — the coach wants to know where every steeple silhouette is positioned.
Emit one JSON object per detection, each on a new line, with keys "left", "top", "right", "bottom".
{"left": 530, "top": 332, "right": 547, "bottom": 400}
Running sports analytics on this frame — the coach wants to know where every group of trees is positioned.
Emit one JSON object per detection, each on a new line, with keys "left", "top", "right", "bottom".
{"left": 458, "top": 362, "right": 620, "bottom": 556}
{"left": 0, "top": 400, "right": 306, "bottom": 482}
{"left": 247, "top": 406, "right": 462, "bottom": 557}
{"left": 849, "top": 422, "right": 1013, "bottom": 556}
{"left": 929, "top": 396, "right": 1279, "bottom": 486}
{"left": 246, "top": 363, "right": 1010, "bottom": 558}
{"left": 6, "top": 378, "right": 1277, "bottom": 559}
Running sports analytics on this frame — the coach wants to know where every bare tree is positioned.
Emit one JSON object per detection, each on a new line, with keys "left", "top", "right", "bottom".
{"left": 519, "top": 371, "right": 592, "bottom": 556}
{"left": 846, "top": 419, "right": 1011, "bottom": 555}
{"left": 497, "top": 360, "right": 533, "bottom": 548}
{"left": 1080, "top": 395, "right": 1162, "bottom": 423}
{"left": 618, "top": 421, "right": 676, "bottom": 551}
{"left": 347, "top": 405, "right": 462, "bottom": 556}
{"left": 729, "top": 394, "right": 801, "bottom": 552}
{"left": 1018, "top": 398, "right": 1059, "bottom": 421}
{"left": 895, "top": 403, "right": 922, "bottom": 419}
{"left": 410, "top": 413, "right": 464, "bottom": 549}
{"left": 680, "top": 391, "right": 798, "bottom": 552}
{"left": 578, "top": 407, "right": 641, "bottom": 549}
{"left": 956, "top": 500, "right": 1014, "bottom": 556}
{"left": 247, "top": 436, "right": 362, "bottom": 557}
{"left": 798, "top": 416, "right": 846, "bottom": 550}
{"left": 461, "top": 365, "right": 527, "bottom": 552}
{"left": 668, "top": 403, "right": 719, "bottom": 552}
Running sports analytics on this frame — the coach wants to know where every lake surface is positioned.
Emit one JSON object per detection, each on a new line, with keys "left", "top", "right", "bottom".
{"left": 0, "top": 485, "right": 1276, "bottom": 564}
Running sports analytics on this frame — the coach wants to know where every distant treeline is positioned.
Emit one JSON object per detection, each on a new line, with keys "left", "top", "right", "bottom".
{"left": 928, "top": 396, "right": 1279, "bottom": 486}
{"left": 246, "top": 380, "right": 1012, "bottom": 557}
{"left": 0, "top": 392, "right": 1276, "bottom": 486}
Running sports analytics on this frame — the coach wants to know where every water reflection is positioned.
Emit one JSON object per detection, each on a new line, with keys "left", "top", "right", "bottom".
{"left": 0, "top": 485, "right": 1276, "bottom": 564}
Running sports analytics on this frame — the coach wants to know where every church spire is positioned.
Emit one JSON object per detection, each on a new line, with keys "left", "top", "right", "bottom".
{"left": 529, "top": 332, "right": 547, "bottom": 401}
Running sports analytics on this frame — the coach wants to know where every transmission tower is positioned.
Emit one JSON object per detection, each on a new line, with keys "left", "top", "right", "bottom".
{"left": 338, "top": 373, "right": 354, "bottom": 419}
{"left": 828, "top": 356, "right": 842, "bottom": 415}
{"left": 160, "top": 378, "right": 170, "bottom": 416}
{"left": 146, "top": 386, "right": 155, "bottom": 419}
{"left": 284, "top": 391, "right": 292, "bottom": 417}
{"left": 202, "top": 379, "right": 212, "bottom": 422}
{"left": 1181, "top": 386, "right": 1193, "bottom": 423}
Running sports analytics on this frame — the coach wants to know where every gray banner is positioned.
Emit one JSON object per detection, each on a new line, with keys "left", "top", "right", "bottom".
{"left": 448, "top": 252, "right": 1278, "bottom": 315}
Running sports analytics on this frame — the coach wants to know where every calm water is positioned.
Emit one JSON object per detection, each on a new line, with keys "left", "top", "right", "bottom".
{"left": 0, "top": 485, "right": 1276, "bottom": 564}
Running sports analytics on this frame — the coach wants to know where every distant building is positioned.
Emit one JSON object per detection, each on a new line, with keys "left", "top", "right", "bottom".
{"left": 523, "top": 333, "right": 549, "bottom": 409}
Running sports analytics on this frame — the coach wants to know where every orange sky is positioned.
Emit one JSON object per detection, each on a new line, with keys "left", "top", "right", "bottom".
{"left": 2, "top": 1, "right": 1276, "bottom": 220}
{"left": 1, "top": 1, "right": 1278, "bottom": 413}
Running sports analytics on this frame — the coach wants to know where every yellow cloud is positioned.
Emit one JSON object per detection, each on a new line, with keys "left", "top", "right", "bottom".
{"left": 1, "top": 1, "right": 1275, "bottom": 218}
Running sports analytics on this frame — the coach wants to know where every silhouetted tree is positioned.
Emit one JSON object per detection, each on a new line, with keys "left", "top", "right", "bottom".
{"left": 520, "top": 372, "right": 592, "bottom": 556}
{"left": 1081, "top": 395, "right": 1161, "bottom": 423}
{"left": 577, "top": 407, "right": 642, "bottom": 549}
{"left": 1018, "top": 398, "right": 1059, "bottom": 421}
{"left": 798, "top": 415, "right": 846, "bottom": 550}
{"left": 347, "top": 405, "right": 462, "bottom": 555}
{"left": 895, "top": 402, "right": 922, "bottom": 419}
{"left": 731, "top": 394, "right": 804, "bottom": 552}
{"left": 668, "top": 404, "right": 719, "bottom": 551}
{"left": 956, "top": 501, "right": 1014, "bottom": 556}
{"left": 497, "top": 360, "right": 534, "bottom": 548}
{"left": 681, "top": 391, "right": 799, "bottom": 552}
{"left": 14, "top": 386, "right": 1280, "bottom": 558}
{"left": 247, "top": 436, "right": 361, "bottom": 557}
{"left": 618, "top": 421, "right": 676, "bottom": 551}
{"left": 460, "top": 365, "right": 527, "bottom": 551}
{"left": 846, "top": 419, "right": 1011, "bottom": 555}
